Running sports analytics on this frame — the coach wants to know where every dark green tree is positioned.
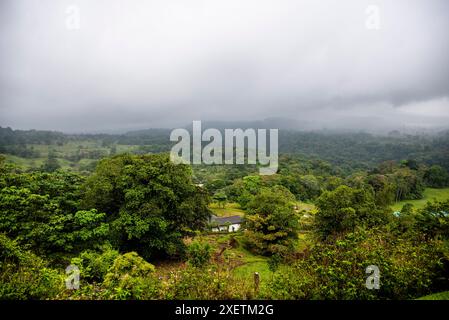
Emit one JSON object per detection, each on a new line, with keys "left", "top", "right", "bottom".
{"left": 243, "top": 185, "right": 299, "bottom": 255}
{"left": 213, "top": 191, "right": 228, "bottom": 208}
{"left": 315, "top": 185, "right": 390, "bottom": 239}
{"left": 415, "top": 200, "right": 449, "bottom": 239}
{"left": 0, "top": 171, "right": 109, "bottom": 257}
{"left": 82, "top": 154, "right": 211, "bottom": 259}
{"left": 41, "top": 150, "right": 60, "bottom": 172}
{"left": 424, "top": 165, "right": 449, "bottom": 188}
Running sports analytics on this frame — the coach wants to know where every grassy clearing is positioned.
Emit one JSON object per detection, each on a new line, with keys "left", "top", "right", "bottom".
{"left": 205, "top": 204, "right": 312, "bottom": 289}
{"left": 233, "top": 260, "right": 271, "bottom": 282}
{"left": 195, "top": 233, "right": 272, "bottom": 289}
{"left": 209, "top": 202, "right": 245, "bottom": 217}
{"left": 4, "top": 154, "right": 97, "bottom": 171}
{"left": 228, "top": 241, "right": 272, "bottom": 288}
{"left": 391, "top": 188, "right": 449, "bottom": 211}
{"left": 418, "top": 291, "right": 449, "bottom": 300}
{"left": 22, "top": 141, "right": 138, "bottom": 159}
{"left": 4, "top": 154, "right": 46, "bottom": 169}
{"left": 295, "top": 201, "right": 316, "bottom": 214}
{"left": 3, "top": 142, "right": 138, "bottom": 170}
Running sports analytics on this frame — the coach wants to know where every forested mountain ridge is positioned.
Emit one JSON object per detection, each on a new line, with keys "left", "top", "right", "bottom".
{"left": 2, "top": 126, "right": 449, "bottom": 171}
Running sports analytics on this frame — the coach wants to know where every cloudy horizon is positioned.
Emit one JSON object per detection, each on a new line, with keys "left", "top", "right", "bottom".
{"left": 1, "top": 0, "right": 449, "bottom": 133}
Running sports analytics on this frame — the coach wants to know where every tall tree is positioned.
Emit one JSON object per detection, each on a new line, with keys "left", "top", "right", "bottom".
{"left": 82, "top": 154, "right": 211, "bottom": 259}
{"left": 243, "top": 185, "right": 299, "bottom": 255}
{"left": 424, "top": 165, "right": 449, "bottom": 188}
{"left": 315, "top": 185, "right": 390, "bottom": 239}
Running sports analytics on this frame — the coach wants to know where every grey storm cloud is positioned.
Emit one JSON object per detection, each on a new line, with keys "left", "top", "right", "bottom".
{"left": 0, "top": 0, "right": 449, "bottom": 132}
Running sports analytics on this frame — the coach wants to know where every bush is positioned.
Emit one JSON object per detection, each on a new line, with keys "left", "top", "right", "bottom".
{"left": 0, "top": 234, "right": 64, "bottom": 299}
{"left": 70, "top": 245, "right": 119, "bottom": 283}
{"left": 186, "top": 240, "right": 212, "bottom": 268}
{"left": 102, "top": 252, "right": 160, "bottom": 299}
{"left": 415, "top": 200, "right": 449, "bottom": 239}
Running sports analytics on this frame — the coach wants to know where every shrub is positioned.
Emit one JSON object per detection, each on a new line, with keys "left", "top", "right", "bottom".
{"left": 186, "top": 240, "right": 212, "bottom": 268}
{"left": 102, "top": 252, "right": 159, "bottom": 299}
{"left": 70, "top": 245, "right": 119, "bottom": 283}
{"left": 0, "top": 234, "right": 64, "bottom": 299}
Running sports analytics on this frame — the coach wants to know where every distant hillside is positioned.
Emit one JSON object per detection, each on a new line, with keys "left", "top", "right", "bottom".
{"left": 1, "top": 126, "right": 449, "bottom": 171}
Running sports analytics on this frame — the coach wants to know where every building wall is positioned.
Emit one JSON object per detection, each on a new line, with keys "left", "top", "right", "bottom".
{"left": 211, "top": 223, "right": 241, "bottom": 232}
{"left": 229, "top": 223, "right": 240, "bottom": 232}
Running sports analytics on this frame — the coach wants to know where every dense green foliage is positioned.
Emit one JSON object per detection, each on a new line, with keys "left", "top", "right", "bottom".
{"left": 186, "top": 240, "right": 213, "bottom": 268}
{"left": 1, "top": 128, "right": 449, "bottom": 300}
{"left": 0, "top": 234, "right": 63, "bottom": 299}
{"left": 263, "top": 228, "right": 447, "bottom": 300}
{"left": 243, "top": 186, "right": 299, "bottom": 256}
{"left": 314, "top": 186, "right": 390, "bottom": 239}
{"left": 424, "top": 165, "right": 449, "bottom": 188}
{"left": 0, "top": 169, "right": 108, "bottom": 258}
{"left": 82, "top": 154, "right": 211, "bottom": 259}
{"left": 102, "top": 252, "right": 159, "bottom": 299}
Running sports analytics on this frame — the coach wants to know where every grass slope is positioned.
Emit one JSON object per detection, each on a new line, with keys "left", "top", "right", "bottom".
{"left": 3, "top": 142, "right": 138, "bottom": 170}
{"left": 418, "top": 291, "right": 449, "bottom": 300}
{"left": 209, "top": 202, "right": 245, "bottom": 217}
{"left": 391, "top": 188, "right": 449, "bottom": 211}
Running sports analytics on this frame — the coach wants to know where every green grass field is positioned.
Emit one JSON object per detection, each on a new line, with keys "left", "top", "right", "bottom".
{"left": 391, "top": 188, "right": 449, "bottom": 211}
{"left": 4, "top": 154, "right": 98, "bottom": 171}
{"left": 224, "top": 239, "right": 272, "bottom": 289}
{"left": 209, "top": 202, "right": 245, "bottom": 217}
{"left": 4, "top": 154, "right": 46, "bottom": 169}
{"left": 233, "top": 260, "right": 271, "bottom": 282}
{"left": 3, "top": 142, "right": 138, "bottom": 171}
{"left": 418, "top": 291, "right": 449, "bottom": 300}
{"left": 295, "top": 201, "right": 316, "bottom": 212}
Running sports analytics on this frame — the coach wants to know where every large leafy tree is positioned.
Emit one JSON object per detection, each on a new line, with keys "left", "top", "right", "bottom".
{"left": 0, "top": 169, "right": 108, "bottom": 257}
{"left": 235, "top": 175, "right": 262, "bottom": 209}
{"left": 315, "top": 185, "right": 390, "bottom": 239}
{"left": 367, "top": 174, "right": 395, "bottom": 206}
{"left": 41, "top": 150, "right": 61, "bottom": 172}
{"left": 415, "top": 200, "right": 449, "bottom": 239}
{"left": 243, "top": 185, "right": 299, "bottom": 255}
{"left": 82, "top": 154, "right": 211, "bottom": 259}
{"left": 424, "top": 165, "right": 449, "bottom": 188}
{"left": 390, "top": 167, "right": 424, "bottom": 201}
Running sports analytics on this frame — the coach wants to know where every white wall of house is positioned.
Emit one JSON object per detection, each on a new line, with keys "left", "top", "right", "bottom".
{"left": 228, "top": 223, "right": 240, "bottom": 232}
{"left": 212, "top": 223, "right": 241, "bottom": 232}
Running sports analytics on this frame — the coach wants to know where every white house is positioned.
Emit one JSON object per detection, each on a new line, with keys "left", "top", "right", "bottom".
{"left": 210, "top": 215, "right": 242, "bottom": 233}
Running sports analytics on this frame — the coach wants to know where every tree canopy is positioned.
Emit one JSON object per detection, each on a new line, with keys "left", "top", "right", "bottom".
{"left": 82, "top": 154, "right": 211, "bottom": 259}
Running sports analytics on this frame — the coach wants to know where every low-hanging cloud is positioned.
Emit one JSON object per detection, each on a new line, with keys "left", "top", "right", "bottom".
{"left": 0, "top": 0, "right": 448, "bottom": 132}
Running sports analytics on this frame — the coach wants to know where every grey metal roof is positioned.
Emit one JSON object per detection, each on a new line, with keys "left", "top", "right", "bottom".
{"left": 210, "top": 215, "right": 242, "bottom": 226}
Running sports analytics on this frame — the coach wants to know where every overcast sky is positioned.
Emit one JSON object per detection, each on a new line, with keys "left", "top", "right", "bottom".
{"left": 1, "top": 0, "right": 448, "bottom": 132}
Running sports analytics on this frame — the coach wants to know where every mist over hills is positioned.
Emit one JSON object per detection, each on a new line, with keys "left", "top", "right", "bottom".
{"left": 3, "top": 116, "right": 449, "bottom": 136}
